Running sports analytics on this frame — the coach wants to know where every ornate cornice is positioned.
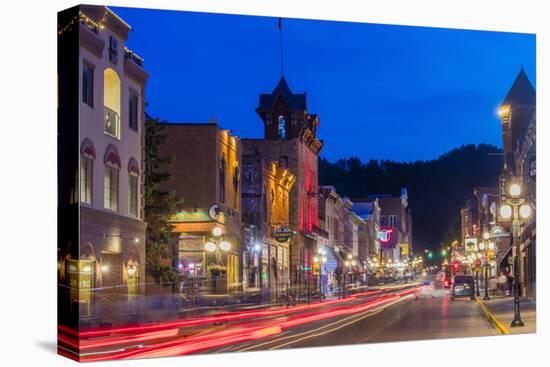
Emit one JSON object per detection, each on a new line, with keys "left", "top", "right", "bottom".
{"left": 79, "top": 23, "right": 104, "bottom": 58}
{"left": 124, "top": 57, "right": 148, "bottom": 86}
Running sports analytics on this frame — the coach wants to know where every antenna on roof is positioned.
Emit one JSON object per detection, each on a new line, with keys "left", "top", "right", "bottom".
{"left": 278, "top": 17, "right": 284, "bottom": 77}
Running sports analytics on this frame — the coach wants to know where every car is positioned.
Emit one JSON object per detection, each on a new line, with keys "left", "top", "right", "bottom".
{"left": 443, "top": 275, "right": 452, "bottom": 288}
{"left": 450, "top": 275, "right": 475, "bottom": 300}
{"left": 416, "top": 280, "right": 435, "bottom": 299}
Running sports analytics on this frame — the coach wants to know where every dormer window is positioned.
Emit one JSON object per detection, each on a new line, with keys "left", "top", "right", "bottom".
{"left": 278, "top": 115, "right": 286, "bottom": 139}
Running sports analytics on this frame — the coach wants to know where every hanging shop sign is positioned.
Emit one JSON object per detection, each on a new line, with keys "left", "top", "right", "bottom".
{"left": 272, "top": 226, "right": 293, "bottom": 243}
{"left": 377, "top": 228, "right": 394, "bottom": 247}
{"left": 400, "top": 243, "right": 409, "bottom": 255}
{"left": 489, "top": 226, "right": 509, "bottom": 239}
{"left": 464, "top": 237, "right": 478, "bottom": 253}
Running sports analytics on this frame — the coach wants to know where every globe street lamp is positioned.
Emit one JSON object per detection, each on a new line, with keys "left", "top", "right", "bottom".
{"left": 500, "top": 178, "right": 532, "bottom": 327}
{"left": 479, "top": 232, "right": 491, "bottom": 300}
{"left": 313, "top": 252, "right": 327, "bottom": 296}
{"left": 204, "top": 231, "right": 232, "bottom": 264}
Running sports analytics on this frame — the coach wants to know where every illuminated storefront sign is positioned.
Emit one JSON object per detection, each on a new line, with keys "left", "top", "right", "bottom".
{"left": 464, "top": 237, "right": 478, "bottom": 253}
{"left": 400, "top": 243, "right": 409, "bottom": 255}
{"left": 170, "top": 209, "right": 226, "bottom": 223}
{"left": 377, "top": 228, "right": 394, "bottom": 246}
{"left": 272, "top": 226, "right": 293, "bottom": 243}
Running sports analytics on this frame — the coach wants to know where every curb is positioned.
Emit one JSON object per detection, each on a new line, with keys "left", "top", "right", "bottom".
{"left": 475, "top": 297, "right": 511, "bottom": 335}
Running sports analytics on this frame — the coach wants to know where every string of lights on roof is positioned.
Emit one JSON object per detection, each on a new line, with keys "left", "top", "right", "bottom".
{"left": 58, "top": 7, "right": 131, "bottom": 36}
{"left": 57, "top": 7, "right": 144, "bottom": 64}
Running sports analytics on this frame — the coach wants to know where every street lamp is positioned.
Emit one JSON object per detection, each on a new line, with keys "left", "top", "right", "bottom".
{"left": 313, "top": 254, "right": 327, "bottom": 295}
{"left": 479, "top": 233, "right": 491, "bottom": 300}
{"left": 500, "top": 178, "right": 532, "bottom": 327}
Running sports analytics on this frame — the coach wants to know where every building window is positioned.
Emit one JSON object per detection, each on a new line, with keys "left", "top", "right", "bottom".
{"left": 380, "top": 215, "right": 386, "bottom": 226}
{"left": 109, "top": 36, "right": 118, "bottom": 64}
{"left": 389, "top": 215, "right": 397, "bottom": 228}
{"left": 129, "top": 91, "right": 138, "bottom": 132}
{"left": 104, "top": 166, "right": 119, "bottom": 211}
{"left": 104, "top": 68, "right": 121, "bottom": 139}
{"left": 128, "top": 174, "right": 138, "bottom": 217}
{"left": 219, "top": 156, "right": 226, "bottom": 203}
{"left": 233, "top": 166, "right": 240, "bottom": 193}
{"left": 82, "top": 62, "right": 94, "bottom": 107}
{"left": 80, "top": 156, "right": 93, "bottom": 205}
{"left": 278, "top": 115, "right": 286, "bottom": 139}
{"left": 128, "top": 158, "right": 140, "bottom": 217}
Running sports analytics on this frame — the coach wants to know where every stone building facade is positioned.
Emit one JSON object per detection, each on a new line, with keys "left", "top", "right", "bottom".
{"left": 58, "top": 5, "right": 148, "bottom": 326}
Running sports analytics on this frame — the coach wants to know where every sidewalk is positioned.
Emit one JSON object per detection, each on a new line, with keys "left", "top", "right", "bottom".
{"left": 477, "top": 295, "right": 536, "bottom": 335}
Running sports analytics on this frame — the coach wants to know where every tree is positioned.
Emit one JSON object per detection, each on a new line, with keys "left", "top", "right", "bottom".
{"left": 319, "top": 144, "right": 502, "bottom": 252}
{"left": 144, "top": 114, "right": 181, "bottom": 285}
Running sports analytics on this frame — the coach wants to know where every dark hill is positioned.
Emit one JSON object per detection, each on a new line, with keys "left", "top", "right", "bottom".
{"left": 318, "top": 144, "right": 502, "bottom": 251}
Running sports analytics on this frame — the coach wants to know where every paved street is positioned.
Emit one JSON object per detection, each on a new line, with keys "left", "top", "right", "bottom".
{"left": 58, "top": 275, "right": 515, "bottom": 362}
{"left": 211, "top": 276, "right": 499, "bottom": 353}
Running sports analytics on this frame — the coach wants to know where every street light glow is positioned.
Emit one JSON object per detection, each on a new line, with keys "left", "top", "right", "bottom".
{"left": 509, "top": 183, "right": 521, "bottom": 197}
{"left": 205, "top": 241, "right": 216, "bottom": 252}
{"left": 520, "top": 204, "right": 532, "bottom": 219}
{"left": 498, "top": 105, "right": 510, "bottom": 118}
{"left": 219, "top": 241, "right": 231, "bottom": 251}
{"left": 212, "top": 227, "right": 223, "bottom": 237}
{"left": 500, "top": 204, "right": 512, "bottom": 219}
{"left": 482, "top": 232, "right": 490, "bottom": 240}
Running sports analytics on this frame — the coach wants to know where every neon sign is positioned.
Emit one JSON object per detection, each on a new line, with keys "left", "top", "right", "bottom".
{"left": 377, "top": 228, "right": 394, "bottom": 244}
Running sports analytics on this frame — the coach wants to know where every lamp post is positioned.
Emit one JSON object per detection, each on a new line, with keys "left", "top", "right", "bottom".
{"left": 500, "top": 180, "right": 532, "bottom": 327}
{"left": 479, "top": 232, "right": 491, "bottom": 300}
{"left": 313, "top": 249, "right": 328, "bottom": 296}
{"left": 205, "top": 227, "right": 232, "bottom": 293}
{"left": 344, "top": 254, "right": 355, "bottom": 297}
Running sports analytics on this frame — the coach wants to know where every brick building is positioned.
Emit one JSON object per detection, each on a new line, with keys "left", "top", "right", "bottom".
{"left": 243, "top": 77, "right": 323, "bottom": 288}
{"left": 241, "top": 153, "right": 295, "bottom": 298}
{"left": 374, "top": 189, "right": 413, "bottom": 269}
{"left": 159, "top": 122, "right": 242, "bottom": 293}
{"left": 497, "top": 68, "right": 536, "bottom": 297}
{"left": 351, "top": 198, "right": 382, "bottom": 264}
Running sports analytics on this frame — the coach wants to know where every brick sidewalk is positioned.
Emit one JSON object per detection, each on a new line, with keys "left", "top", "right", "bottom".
{"left": 479, "top": 296, "right": 536, "bottom": 334}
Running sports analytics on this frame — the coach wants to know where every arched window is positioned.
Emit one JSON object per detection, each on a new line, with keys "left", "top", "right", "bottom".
{"left": 104, "top": 68, "right": 121, "bottom": 139}
{"left": 80, "top": 138, "right": 96, "bottom": 205}
{"left": 219, "top": 156, "right": 226, "bottom": 203}
{"left": 128, "top": 158, "right": 140, "bottom": 217}
{"left": 104, "top": 145, "right": 121, "bottom": 211}
{"left": 278, "top": 115, "right": 286, "bottom": 139}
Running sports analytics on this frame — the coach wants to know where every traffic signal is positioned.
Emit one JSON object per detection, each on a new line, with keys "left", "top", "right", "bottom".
{"left": 428, "top": 252, "right": 433, "bottom": 259}
{"left": 441, "top": 249, "right": 447, "bottom": 256}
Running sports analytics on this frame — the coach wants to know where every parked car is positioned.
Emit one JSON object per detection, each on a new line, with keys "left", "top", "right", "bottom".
{"left": 450, "top": 275, "right": 475, "bottom": 300}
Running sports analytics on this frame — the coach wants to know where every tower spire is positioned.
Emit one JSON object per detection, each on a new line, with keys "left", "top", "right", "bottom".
{"left": 278, "top": 17, "right": 284, "bottom": 77}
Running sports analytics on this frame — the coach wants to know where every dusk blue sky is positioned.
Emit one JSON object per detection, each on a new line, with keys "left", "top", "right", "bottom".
{"left": 113, "top": 7, "right": 536, "bottom": 162}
